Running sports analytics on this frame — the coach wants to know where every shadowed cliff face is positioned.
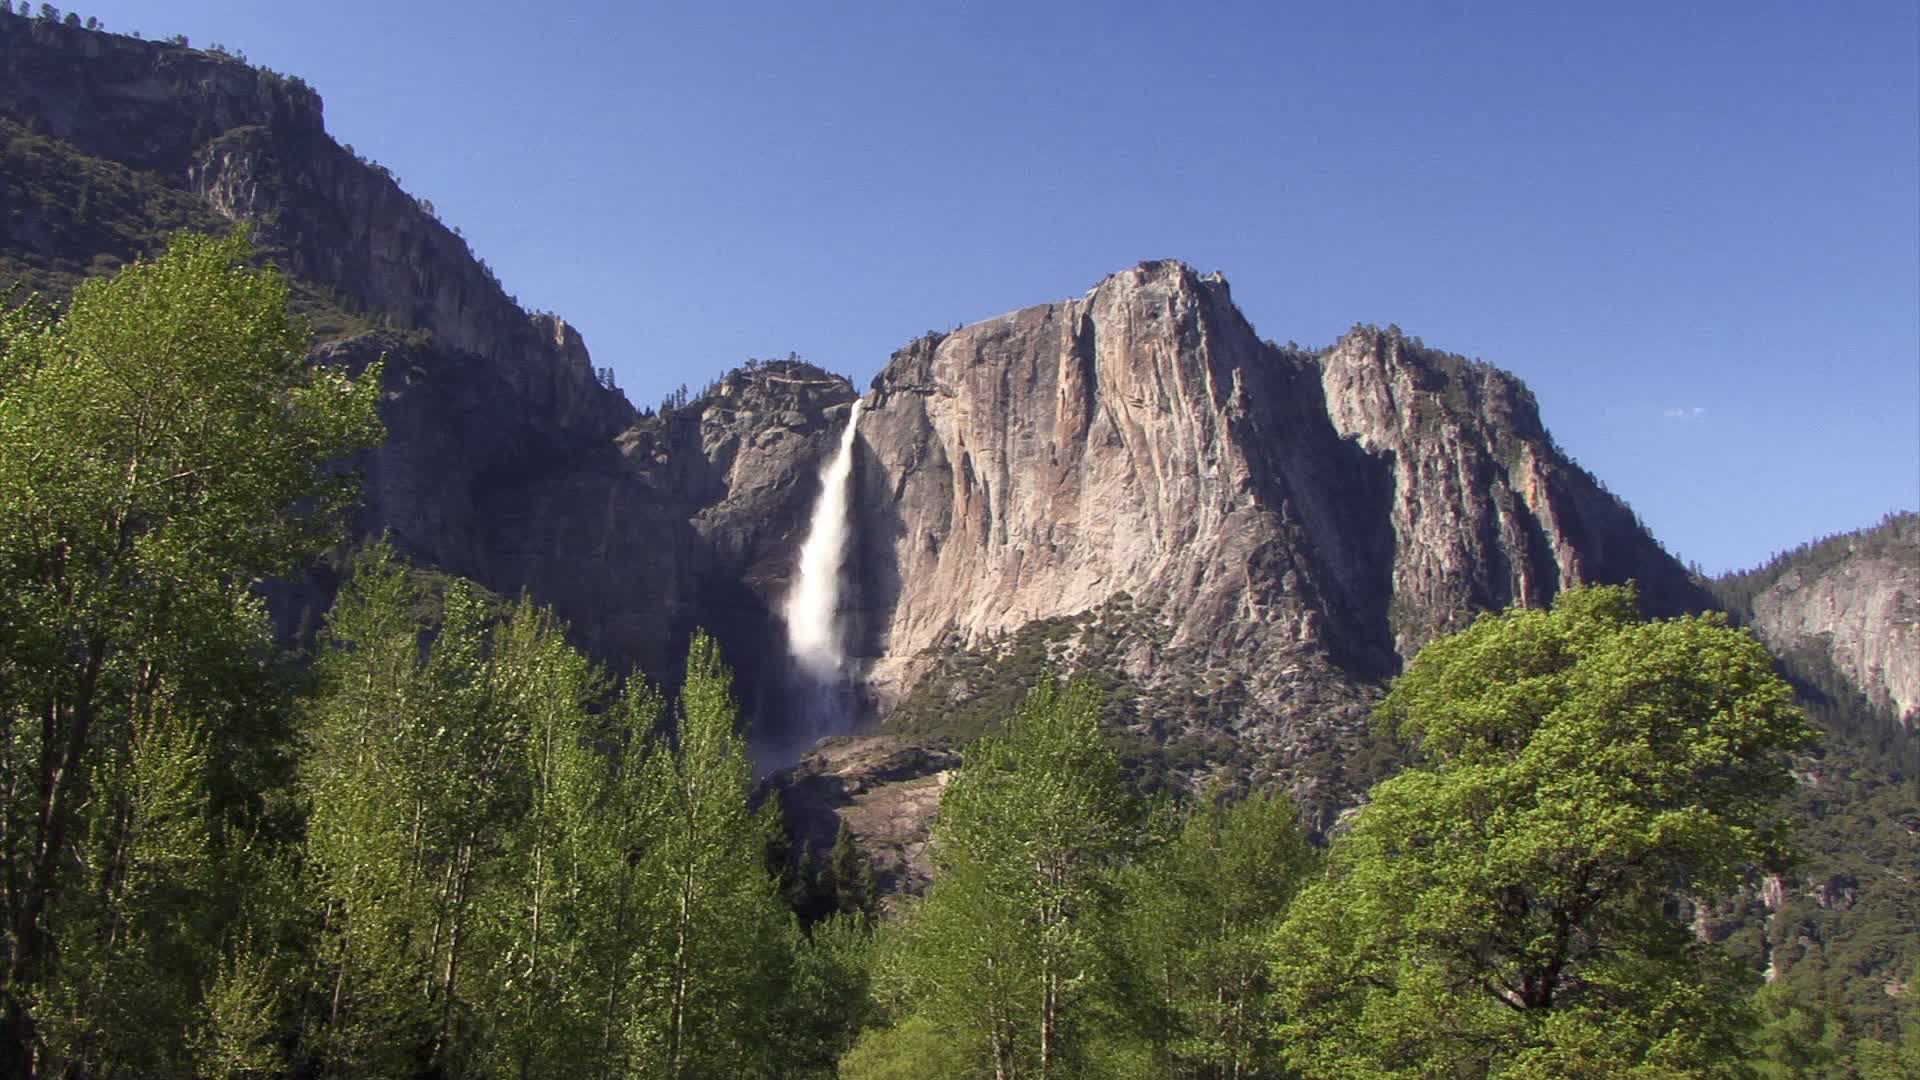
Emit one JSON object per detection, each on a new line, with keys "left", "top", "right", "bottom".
{"left": 1, "top": 17, "right": 676, "bottom": 671}
{"left": 0, "top": 20, "right": 869, "bottom": 699}
{"left": 300, "top": 339, "right": 857, "bottom": 713}
{"left": 1, "top": 15, "right": 631, "bottom": 443}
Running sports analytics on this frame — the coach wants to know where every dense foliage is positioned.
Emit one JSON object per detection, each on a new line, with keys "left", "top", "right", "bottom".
{"left": 1269, "top": 586, "right": 1813, "bottom": 1078}
{"left": 0, "top": 232, "right": 382, "bottom": 1076}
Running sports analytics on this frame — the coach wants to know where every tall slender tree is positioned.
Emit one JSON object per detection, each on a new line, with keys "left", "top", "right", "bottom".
{"left": 624, "top": 630, "right": 793, "bottom": 1079}
{"left": 1126, "top": 789, "right": 1316, "bottom": 1079}
{"left": 874, "top": 677, "right": 1145, "bottom": 1080}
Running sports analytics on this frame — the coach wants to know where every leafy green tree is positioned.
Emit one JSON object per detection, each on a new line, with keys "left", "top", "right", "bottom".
{"left": 568, "top": 674, "right": 668, "bottom": 1079}
{"left": 300, "top": 545, "right": 691, "bottom": 1079}
{"left": 1268, "top": 585, "right": 1816, "bottom": 1079}
{"left": 0, "top": 231, "right": 381, "bottom": 1076}
{"left": 465, "top": 593, "right": 616, "bottom": 1078}
{"left": 776, "top": 912, "right": 879, "bottom": 1079}
{"left": 298, "top": 547, "right": 448, "bottom": 1076}
{"left": 300, "top": 552, "right": 617, "bottom": 1077}
{"left": 1127, "top": 789, "right": 1316, "bottom": 1079}
{"left": 875, "top": 676, "right": 1145, "bottom": 1080}
{"left": 1747, "top": 981, "right": 1846, "bottom": 1078}
{"left": 623, "top": 631, "right": 793, "bottom": 1079}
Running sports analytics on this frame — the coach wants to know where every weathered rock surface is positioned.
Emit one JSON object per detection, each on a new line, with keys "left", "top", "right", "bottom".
{"left": 764, "top": 736, "right": 959, "bottom": 901}
{"left": 1, "top": 15, "right": 630, "bottom": 445}
{"left": 849, "top": 261, "right": 1709, "bottom": 781}
{"left": 1732, "top": 514, "right": 1920, "bottom": 728}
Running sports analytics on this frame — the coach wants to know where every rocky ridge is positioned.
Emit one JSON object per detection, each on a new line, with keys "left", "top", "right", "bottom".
{"left": 1, "top": 14, "right": 626, "bottom": 441}
{"left": 846, "top": 262, "right": 1707, "bottom": 780}
{"left": 1719, "top": 513, "right": 1920, "bottom": 729}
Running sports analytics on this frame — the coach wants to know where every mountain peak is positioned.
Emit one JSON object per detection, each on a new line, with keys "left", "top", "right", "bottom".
{"left": 1086, "top": 258, "right": 1234, "bottom": 305}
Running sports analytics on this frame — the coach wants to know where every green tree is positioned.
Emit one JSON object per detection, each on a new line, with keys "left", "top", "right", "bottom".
{"left": 299, "top": 546, "right": 687, "bottom": 1079}
{"left": 827, "top": 819, "right": 874, "bottom": 919}
{"left": 298, "top": 547, "right": 449, "bottom": 1076}
{"left": 1268, "top": 585, "right": 1816, "bottom": 1079}
{"left": 776, "top": 912, "right": 879, "bottom": 1079}
{"left": 874, "top": 676, "right": 1145, "bottom": 1080}
{"left": 1127, "top": 789, "right": 1316, "bottom": 1079}
{"left": 0, "top": 231, "right": 381, "bottom": 1076}
{"left": 1747, "top": 981, "right": 1846, "bottom": 1078}
{"left": 568, "top": 674, "right": 668, "bottom": 1079}
{"left": 623, "top": 631, "right": 793, "bottom": 1079}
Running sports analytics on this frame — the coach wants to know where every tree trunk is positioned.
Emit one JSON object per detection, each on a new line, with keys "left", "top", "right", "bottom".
{"left": 667, "top": 854, "right": 694, "bottom": 1080}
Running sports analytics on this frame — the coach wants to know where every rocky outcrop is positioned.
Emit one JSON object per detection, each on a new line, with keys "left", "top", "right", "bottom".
{"left": 294, "top": 338, "right": 856, "bottom": 698}
{"left": 765, "top": 736, "right": 960, "bottom": 902}
{"left": 1318, "top": 327, "right": 1708, "bottom": 651}
{"left": 649, "top": 363, "right": 860, "bottom": 714}
{"left": 0, "top": 15, "right": 323, "bottom": 175}
{"left": 186, "top": 126, "right": 631, "bottom": 441}
{"left": 849, "top": 261, "right": 1709, "bottom": 781}
{"left": 1727, "top": 514, "right": 1920, "bottom": 728}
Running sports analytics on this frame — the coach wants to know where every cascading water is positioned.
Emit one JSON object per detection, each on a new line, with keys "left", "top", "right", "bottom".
{"left": 781, "top": 398, "right": 864, "bottom": 740}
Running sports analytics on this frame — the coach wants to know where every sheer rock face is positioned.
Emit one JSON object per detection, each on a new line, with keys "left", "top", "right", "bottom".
{"left": 848, "top": 261, "right": 1706, "bottom": 759}
{"left": 1746, "top": 520, "right": 1920, "bottom": 728}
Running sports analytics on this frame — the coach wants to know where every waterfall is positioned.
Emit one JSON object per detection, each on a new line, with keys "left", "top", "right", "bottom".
{"left": 783, "top": 399, "right": 864, "bottom": 716}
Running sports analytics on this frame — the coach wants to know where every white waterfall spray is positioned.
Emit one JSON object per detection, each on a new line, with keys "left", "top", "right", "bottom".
{"left": 783, "top": 398, "right": 864, "bottom": 695}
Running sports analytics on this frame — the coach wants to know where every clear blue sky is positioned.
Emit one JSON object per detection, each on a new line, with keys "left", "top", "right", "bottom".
{"left": 76, "top": 1, "right": 1920, "bottom": 574}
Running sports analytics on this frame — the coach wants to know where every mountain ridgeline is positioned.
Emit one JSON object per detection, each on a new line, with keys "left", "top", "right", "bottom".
{"left": 850, "top": 264, "right": 1710, "bottom": 774}
{"left": 3, "top": 9, "right": 1915, "bottom": 1042}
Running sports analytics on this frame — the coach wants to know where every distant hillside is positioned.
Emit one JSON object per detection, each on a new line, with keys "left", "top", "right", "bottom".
{"left": 1704, "top": 515, "right": 1920, "bottom": 1040}
{"left": 1714, "top": 512, "right": 1920, "bottom": 731}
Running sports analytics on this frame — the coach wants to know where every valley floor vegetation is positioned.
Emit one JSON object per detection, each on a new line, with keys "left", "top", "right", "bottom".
{"left": 2, "top": 234, "right": 1915, "bottom": 1078}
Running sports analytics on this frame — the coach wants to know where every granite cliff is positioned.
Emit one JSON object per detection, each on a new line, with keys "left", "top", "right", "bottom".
{"left": 844, "top": 263, "right": 1707, "bottom": 789}
{"left": 1717, "top": 513, "right": 1920, "bottom": 730}
{"left": 0, "top": 17, "right": 1708, "bottom": 725}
